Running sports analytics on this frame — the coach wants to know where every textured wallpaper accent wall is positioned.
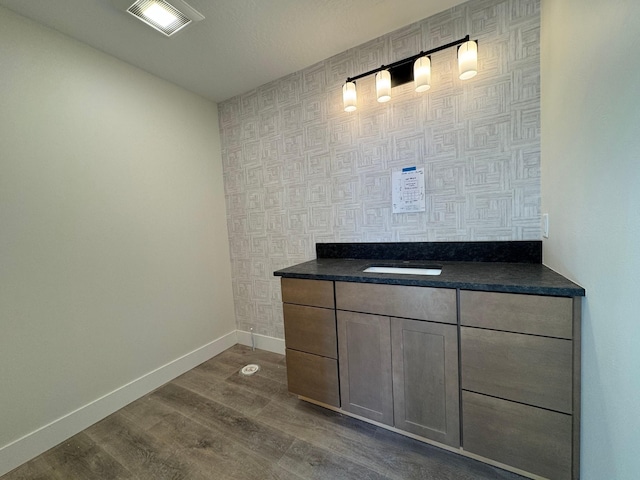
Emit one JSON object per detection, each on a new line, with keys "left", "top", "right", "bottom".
{"left": 219, "top": 0, "right": 541, "bottom": 337}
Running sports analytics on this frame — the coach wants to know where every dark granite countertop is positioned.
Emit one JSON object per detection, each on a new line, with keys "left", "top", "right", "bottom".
{"left": 274, "top": 258, "right": 585, "bottom": 297}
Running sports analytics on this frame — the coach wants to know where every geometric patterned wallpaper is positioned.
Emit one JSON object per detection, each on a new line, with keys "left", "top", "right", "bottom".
{"left": 218, "top": 0, "right": 541, "bottom": 338}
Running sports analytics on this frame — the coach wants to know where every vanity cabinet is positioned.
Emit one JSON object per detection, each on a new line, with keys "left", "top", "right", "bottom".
{"left": 281, "top": 278, "right": 339, "bottom": 407}
{"left": 278, "top": 274, "right": 582, "bottom": 480}
{"left": 460, "top": 290, "right": 580, "bottom": 480}
{"left": 335, "top": 281, "right": 460, "bottom": 447}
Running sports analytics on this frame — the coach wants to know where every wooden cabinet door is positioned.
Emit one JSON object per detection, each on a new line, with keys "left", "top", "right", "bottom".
{"left": 391, "top": 318, "right": 460, "bottom": 447}
{"left": 337, "top": 311, "right": 393, "bottom": 426}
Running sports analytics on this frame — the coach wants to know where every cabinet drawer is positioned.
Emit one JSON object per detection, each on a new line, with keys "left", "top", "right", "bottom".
{"left": 463, "top": 391, "right": 572, "bottom": 480}
{"left": 460, "top": 290, "right": 573, "bottom": 339}
{"left": 283, "top": 304, "right": 337, "bottom": 358}
{"left": 335, "top": 281, "right": 456, "bottom": 324}
{"left": 285, "top": 349, "right": 339, "bottom": 407}
{"left": 281, "top": 278, "right": 334, "bottom": 308}
{"left": 461, "top": 327, "right": 572, "bottom": 413}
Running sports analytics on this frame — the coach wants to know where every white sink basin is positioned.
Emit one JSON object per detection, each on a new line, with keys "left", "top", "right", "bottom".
{"left": 363, "top": 266, "right": 442, "bottom": 276}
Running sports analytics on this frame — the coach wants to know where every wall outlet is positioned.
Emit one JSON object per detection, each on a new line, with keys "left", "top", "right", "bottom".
{"left": 542, "top": 213, "right": 549, "bottom": 238}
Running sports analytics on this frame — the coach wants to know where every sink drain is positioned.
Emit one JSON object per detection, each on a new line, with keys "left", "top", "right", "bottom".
{"left": 240, "top": 364, "right": 260, "bottom": 376}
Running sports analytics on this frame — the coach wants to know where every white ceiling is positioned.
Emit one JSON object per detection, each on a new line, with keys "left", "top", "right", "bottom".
{"left": 0, "top": 0, "right": 466, "bottom": 102}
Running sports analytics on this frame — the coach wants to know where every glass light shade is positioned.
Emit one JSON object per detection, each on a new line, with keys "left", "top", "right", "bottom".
{"left": 376, "top": 70, "right": 391, "bottom": 103}
{"left": 343, "top": 82, "right": 357, "bottom": 112}
{"left": 414, "top": 56, "right": 431, "bottom": 92}
{"left": 458, "top": 40, "right": 478, "bottom": 80}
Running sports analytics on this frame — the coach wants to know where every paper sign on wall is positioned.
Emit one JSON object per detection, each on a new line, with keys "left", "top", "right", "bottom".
{"left": 392, "top": 166, "right": 425, "bottom": 214}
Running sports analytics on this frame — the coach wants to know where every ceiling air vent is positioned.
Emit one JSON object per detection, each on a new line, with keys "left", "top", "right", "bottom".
{"left": 114, "top": 0, "right": 204, "bottom": 37}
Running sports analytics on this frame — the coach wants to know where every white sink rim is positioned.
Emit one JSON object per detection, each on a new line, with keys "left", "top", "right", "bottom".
{"left": 363, "top": 266, "right": 442, "bottom": 276}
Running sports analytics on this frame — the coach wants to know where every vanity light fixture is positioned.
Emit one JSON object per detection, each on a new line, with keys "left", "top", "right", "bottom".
{"left": 113, "top": 0, "right": 204, "bottom": 36}
{"left": 342, "top": 35, "right": 478, "bottom": 112}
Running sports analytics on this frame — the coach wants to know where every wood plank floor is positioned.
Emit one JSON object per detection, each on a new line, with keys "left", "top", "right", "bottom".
{"left": 2, "top": 345, "right": 524, "bottom": 480}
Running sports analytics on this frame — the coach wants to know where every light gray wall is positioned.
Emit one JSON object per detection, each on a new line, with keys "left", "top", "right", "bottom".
{"left": 218, "top": 0, "right": 541, "bottom": 338}
{"left": 0, "top": 5, "right": 235, "bottom": 466}
{"left": 541, "top": 0, "right": 640, "bottom": 478}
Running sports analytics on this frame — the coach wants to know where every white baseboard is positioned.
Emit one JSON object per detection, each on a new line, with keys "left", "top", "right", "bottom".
{"left": 0, "top": 330, "right": 238, "bottom": 477}
{"left": 236, "top": 330, "right": 285, "bottom": 355}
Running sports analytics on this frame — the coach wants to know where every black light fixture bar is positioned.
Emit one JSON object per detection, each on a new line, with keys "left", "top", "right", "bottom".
{"left": 346, "top": 35, "right": 470, "bottom": 84}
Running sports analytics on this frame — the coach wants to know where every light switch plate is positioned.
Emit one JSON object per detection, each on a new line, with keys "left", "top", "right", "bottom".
{"left": 542, "top": 213, "right": 549, "bottom": 238}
